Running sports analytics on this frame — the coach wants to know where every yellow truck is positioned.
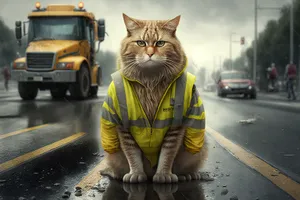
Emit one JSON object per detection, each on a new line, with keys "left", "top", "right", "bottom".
{"left": 12, "top": 2, "right": 105, "bottom": 100}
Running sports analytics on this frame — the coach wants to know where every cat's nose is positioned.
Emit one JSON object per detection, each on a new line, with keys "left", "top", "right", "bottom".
{"left": 146, "top": 47, "right": 154, "bottom": 58}
{"left": 147, "top": 53, "right": 154, "bottom": 58}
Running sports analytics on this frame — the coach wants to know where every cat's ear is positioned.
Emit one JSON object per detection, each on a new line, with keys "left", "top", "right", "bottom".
{"left": 122, "top": 13, "right": 141, "bottom": 31}
{"left": 162, "top": 15, "right": 181, "bottom": 32}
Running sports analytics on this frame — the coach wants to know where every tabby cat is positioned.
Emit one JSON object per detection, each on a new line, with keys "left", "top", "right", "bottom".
{"left": 100, "top": 14, "right": 207, "bottom": 184}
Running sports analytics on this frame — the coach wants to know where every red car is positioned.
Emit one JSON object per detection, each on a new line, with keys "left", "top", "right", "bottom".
{"left": 217, "top": 71, "right": 257, "bottom": 99}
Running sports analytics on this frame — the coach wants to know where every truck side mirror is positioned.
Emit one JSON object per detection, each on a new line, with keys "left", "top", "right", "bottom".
{"left": 15, "top": 21, "right": 22, "bottom": 41}
{"left": 97, "top": 19, "right": 105, "bottom": 42}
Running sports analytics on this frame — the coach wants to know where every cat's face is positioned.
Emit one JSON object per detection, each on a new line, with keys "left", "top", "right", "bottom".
{"left": 120, "top": 14, "right": 184, "bottom": 72}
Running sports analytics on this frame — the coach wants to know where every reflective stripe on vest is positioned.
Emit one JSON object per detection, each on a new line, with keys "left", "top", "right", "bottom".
{"left": 111, "top": 71, "right": 130, "bottom": 130}
{"left": 111, "top": 71, "right": 187, "bottom": 129}
{"left": 172, "top": 72, "right": 187, "bottom": 127}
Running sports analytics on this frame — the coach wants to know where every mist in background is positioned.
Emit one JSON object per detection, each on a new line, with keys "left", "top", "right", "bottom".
{"left": 0, "top": 0, "right": 291, "bottom": 84}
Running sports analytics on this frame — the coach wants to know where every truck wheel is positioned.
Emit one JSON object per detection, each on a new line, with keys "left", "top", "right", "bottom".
{"left": 18, "top": 82, "right": 38, "bottom": 100}
{"left": 69, "top": 65, "right": 90, "bottom": 100}
{"left": 50, "top": 87, "right": 67, "bottom": 99}
{"left": 90, "top": 86, "right": 98, "bottom": 97}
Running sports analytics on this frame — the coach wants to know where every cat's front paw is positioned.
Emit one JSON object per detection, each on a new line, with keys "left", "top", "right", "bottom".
{"left": 153, "top": 173, "right": 178, "bottom": 183}
{"left": 123, "top": 172, "right": 147, "bottom": 183}
{"left": 178, "top": 172, "right": 201, "bottom": 182}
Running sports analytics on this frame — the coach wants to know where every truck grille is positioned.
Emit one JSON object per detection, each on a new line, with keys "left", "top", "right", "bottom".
{"left": 26, "top": 53, "right": 55, "bottom": 70}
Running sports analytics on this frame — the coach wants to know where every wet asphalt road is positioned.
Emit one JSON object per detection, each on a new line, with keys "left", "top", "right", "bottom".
{"left": 201, "top": 91, "right": 300, "bottom": 183}
{"left": 0, "top": 88, "right": 107, "bottom": 200}
{"left": 0, "top": 86, "right": 299, "bottom": 200}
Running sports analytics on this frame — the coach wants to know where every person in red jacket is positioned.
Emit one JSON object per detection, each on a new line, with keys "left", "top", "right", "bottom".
{"left": 1, "top": 66, "right": 11, "bottom": 91}
{"left": 285, "top": 62, "right": 297, "bottom": 100}
{"left": 269, "top": 63, "right": 278, "bottom": 89}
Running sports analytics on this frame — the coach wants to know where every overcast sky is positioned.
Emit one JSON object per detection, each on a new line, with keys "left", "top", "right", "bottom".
{"left": 0, "top": 0, "right": 292, "bottom": 71}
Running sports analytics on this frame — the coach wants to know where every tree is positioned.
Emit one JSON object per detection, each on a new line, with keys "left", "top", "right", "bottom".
{"left": 95, "top": 50, "right": 117, "bottom": 85}
{"left": 222, "top": 58, "right": 231, "bottom": 71}
{"left": 211, "top": 70, "right": 221, "bottom": 83}
{"left": 233, "top": 0, "right": 300, "bottom": 90}
{"left": 0, "top": 18, "right": 18, "bottom": 67}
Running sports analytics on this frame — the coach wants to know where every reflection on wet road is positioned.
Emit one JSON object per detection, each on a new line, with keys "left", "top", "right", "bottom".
{"left": 0, "top": 89, "right": 106, "bottom": 200}
{"left": 0, "top": 87, "right": 299, "bottom": 200}
{"left": 98, "top": 178, "right": 205, "bottom": 200}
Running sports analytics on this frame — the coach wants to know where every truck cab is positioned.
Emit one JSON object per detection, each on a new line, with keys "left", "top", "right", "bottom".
{"left": 12, "top": 2, "right": 105, "bottom": 100}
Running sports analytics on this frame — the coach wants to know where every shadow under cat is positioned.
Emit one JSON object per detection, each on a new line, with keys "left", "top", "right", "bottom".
{"left": 100, "top": 178, "right": 206, "bottom": 200}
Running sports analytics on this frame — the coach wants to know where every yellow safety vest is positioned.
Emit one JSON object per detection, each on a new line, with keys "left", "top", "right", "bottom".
{"left": 101, "top": 69, "right": 206, "bottom": 167}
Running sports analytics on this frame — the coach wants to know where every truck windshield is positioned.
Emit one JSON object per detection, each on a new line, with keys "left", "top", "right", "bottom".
{"left": 221, "top": 72, "right": 248, "bottom": 80}
{"left": 28, "top": 16, "right": 84, "bottom": 42}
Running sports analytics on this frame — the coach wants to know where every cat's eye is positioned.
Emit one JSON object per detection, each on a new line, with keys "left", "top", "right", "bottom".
{"left": 155, "top": 41, "right": 165, "bottom": 47}
{"left": 136, "top": 40, "right": 146, "bottom": 47}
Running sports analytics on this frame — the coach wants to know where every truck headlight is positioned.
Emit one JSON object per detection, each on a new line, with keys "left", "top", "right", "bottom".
{"left": 14, "top": 62, "right": 26, "bottom": 69}
{"left": 57, "top": 62, "right": 74, "bottom": 69}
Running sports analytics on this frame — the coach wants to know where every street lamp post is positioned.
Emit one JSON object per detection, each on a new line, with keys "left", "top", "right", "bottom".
{"left": 298, "top": 45, "right": 300, "bottom": 92}
{"left": 290, "top": 1, "right": 294, "bottom": 63}
{"left": 229, "top": 32, "right": 237, "bottom": 70}
{"left": 219, "top": 56, "right": 222, "bottom": 71}
{"left": 254, "top": 0, "right": 258, "bottom": 83}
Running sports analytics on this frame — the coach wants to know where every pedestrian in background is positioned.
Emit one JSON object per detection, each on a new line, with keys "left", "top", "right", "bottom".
{"left": 285, "top": 62, "right": 297, "bottom": 100}
{"left": 266, "top": 63, "right": 278, "bottom": 92}
{"left": 270, "top": 63, "right": 278, "bottom": 89}
{"left": 266, "top": 66, "right": 271, "bottom": 91}
{"left": 1, "top": 66, "right": 11, "bottom": 91}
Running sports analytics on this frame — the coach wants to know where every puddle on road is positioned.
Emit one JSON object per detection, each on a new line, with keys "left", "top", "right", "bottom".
{"left": 78, "top": 177, "right": 208, "bottom": 200}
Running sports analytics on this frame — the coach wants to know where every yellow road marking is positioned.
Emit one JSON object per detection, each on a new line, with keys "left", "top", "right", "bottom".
{"left": 206, "top": 126, "right": 300, "bottom": 200}
{"left": 0, "top": 124, "right": 49, "bottom": 140}
{"left": 0, "top": 132, "right": 86, "bottom": 173}
{"left": 76, "top": 158, "right": 105, "bottom": 192}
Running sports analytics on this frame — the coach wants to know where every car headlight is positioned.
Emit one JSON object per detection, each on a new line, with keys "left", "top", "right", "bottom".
{"left": 225, "top": 86, "right": 229, "bottom": 89}
{"left": 56, "top": 62, "right": 74, "bottom": 69}
{"left": 248, "top": 85, "right": 253, "bottom": 90}
{"left": 14, "top": 62, "right": 26, "bottom": 69}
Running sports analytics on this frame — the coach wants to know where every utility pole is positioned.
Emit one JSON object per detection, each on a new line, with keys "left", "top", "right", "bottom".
{"left": 229, "top": 34, "right": 232, "bottom": 70}
{"left": 219, "top": 56, "right": 222, "bottom": 71}
{"left": 213, "top": 56, "right": 216, "bottom": 72}
{"left": 298, "top": 45, "right": 300, "bottom": 91}
{"left": 254, "top": 0, "right": 258, "bottom": 83}
{"left": 229, "top": 32, "right": 237, "bottom": 70}
{"left": 290, "top": 1, "right": 294, "bottom": 63}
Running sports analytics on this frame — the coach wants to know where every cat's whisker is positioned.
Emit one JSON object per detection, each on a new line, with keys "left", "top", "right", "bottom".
{"left": 122, "top": 60, "right": 138, "bottom": 65}
{"left": 123, "top": 61, "right": 136, "bottom": 65}
{"left": 122, "top": 57, "right": 136, "bottom": 61}
{"left": 125, "top": 63, "right": 139, "bottom": 69}
{"left": 163, "top": 63, "right": 176, "bottom": 69}
{"left": 122, "top": 57, "right": 136, "bottom": 60}
{"left": 165, "top": 59, "right": 180, "bottom": 65}
{"left": 121, "top": 55, "right": 136, "bottom": 59}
